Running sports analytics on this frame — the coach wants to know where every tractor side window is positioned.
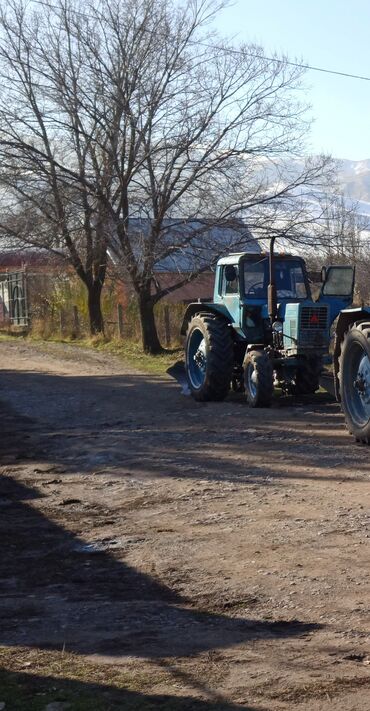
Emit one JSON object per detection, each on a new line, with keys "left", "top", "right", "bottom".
{"left": 223, "top": 266, "right": 239, "bottom": 294}
{"left": 322, "top": 266, "right": 354, "bottom": 297}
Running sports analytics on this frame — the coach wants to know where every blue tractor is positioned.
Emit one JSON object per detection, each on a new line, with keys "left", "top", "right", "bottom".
{"left": 181, "top": 238, "right": 370, "bottom": 440}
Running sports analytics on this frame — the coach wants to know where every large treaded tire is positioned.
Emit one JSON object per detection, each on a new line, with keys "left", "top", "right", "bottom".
{"left": 338, "top": 321, "right": 370, "bottom": 443}
{"left": 294, "top": 357, "right": 322, "bottom": 396}
{"left": 243, "top": 350, "right": 273, "bottom": 407}
{"left": 185, "top": 314, "right": 233, "bottom": 401}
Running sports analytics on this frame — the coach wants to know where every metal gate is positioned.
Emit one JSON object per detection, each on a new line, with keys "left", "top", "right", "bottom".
{"left": 0, "top": 271, "right": 28, "bottom": 326}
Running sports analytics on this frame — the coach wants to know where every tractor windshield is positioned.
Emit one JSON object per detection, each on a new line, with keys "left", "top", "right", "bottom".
{"left": 243, "top": 257, "right": 308, "bottom": 299}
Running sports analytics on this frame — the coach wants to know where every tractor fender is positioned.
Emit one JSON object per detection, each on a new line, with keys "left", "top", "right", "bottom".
{"left": 180, "top": 302, "right": 232, "bottom": 336}
{"left": 333, "top": 308, "right": 370, "bottom": 400}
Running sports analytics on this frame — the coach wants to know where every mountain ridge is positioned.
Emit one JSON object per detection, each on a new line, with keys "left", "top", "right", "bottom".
{"left": 335, "top": 159, "right": 370, "bottom": 202}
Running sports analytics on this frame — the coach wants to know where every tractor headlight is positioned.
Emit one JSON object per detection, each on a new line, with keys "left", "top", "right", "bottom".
{"left": 272, "top": 321, "right": 283, "bottom": 333}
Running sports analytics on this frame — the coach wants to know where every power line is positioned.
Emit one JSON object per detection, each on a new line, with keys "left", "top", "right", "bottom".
{"left": 201, "top": 43, "right": 370, "bottom": 83}
{"left": 28, "top": 0, "right": 370, "bottom": 83}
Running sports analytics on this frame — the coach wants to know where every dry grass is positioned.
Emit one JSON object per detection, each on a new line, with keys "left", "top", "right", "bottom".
{"left": 0, "top": 646, "right": 169, "bottom": 710}
{"left": 0, "top": 332, "right": 183, "bottom": 376}
{"left": 78, "top": 336, "right": 183, "bottom": 374}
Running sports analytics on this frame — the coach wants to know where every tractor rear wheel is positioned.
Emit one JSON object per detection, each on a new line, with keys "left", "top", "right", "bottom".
{"left": 338, "top": 321, "right": 370, "bottom": 443}
{"left": 294, "top": 357, "right": 322, "bottom": 396}
{"left": 243, "top": 350, "right": 273, "bottom": 407}
{"left": 185, "top": 314, "right": 233, "bottom": 401}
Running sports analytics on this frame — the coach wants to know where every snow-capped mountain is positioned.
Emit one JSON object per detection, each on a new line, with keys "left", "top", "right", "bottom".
{"left": 337, "top": 159, "right": 370, "bottom": 203}
{"left": 276, "top": 157, "right": 370, "bottom": 218}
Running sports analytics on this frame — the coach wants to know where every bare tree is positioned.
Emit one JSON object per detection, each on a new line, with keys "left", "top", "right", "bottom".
{"left": 0, "top": 0, "right": 333, "bottom": 350}
{"left": 305, "top": 193, "right": 370, "bottom": 302}
{"left": 320, "top": 194, "right": 368, "bottom": 262}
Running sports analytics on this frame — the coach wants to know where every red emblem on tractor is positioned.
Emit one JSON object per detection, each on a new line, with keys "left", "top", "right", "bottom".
{"left": 310, "top": 312, "right": 319, "bottom": 325}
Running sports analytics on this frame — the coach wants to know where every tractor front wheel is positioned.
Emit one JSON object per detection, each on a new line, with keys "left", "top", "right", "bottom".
{"left": 243, "top": 350, "right": 273, "bottom": 407}
{"left": 185, "top": 314, "right": 233, "bottom": 401}
{"left": 339, "top": 321, "right": 370, "bottom": 443}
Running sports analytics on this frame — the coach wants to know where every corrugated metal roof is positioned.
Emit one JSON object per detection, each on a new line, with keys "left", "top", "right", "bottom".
{"left": 109, "top": 218, "right": 260, "bottom": 272}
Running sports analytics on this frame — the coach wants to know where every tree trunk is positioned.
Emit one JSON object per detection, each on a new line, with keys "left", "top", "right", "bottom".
{"left": 138, "top": 291, "right": 162, "bottom": 354}
{"left": 87, "top": 282, "right": 104, "bottom": 335}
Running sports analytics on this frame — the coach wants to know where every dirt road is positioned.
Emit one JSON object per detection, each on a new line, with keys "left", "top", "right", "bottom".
{"left": 1, "top": 339, "right": 370, "bottom": 710}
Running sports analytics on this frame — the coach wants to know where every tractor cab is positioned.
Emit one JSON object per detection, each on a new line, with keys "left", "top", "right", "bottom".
{"left": 212, "top": 253, "right": 355, "bottom": 345}
{"left": 214, "top": 252, "right": 310, "bottom": 304}
{"left": 215, "top": 252, "right": 354, "bottom": 308}
{"left": 211, "top": 252, "right": 311, "bottom": 343}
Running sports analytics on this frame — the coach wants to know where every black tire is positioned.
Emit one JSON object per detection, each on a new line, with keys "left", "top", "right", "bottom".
{"left": 243, "top": 350, "right": 273, "bottom": 407}
{"left": 185, "top": 314, "right": 233, "bottom": 401}
{"left": 294, "top": 357, "right": 322, "bottom": 396}
{"left": 338, "top": 321, "right": 370, "bottom": 443}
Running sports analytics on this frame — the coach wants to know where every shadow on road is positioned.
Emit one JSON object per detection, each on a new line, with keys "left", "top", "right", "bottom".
{"left": 0, "top": 667, "right": 261, "bottom": 710}
{"left": 0, "top": 368, "right": 360, "bottom": 489}
{"left": 0, "top": 473, "right": 320, "bottom": 657}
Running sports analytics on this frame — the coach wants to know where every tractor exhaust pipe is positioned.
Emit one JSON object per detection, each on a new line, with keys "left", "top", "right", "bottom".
{"left": 268, "top": 236, "right": 277, "bottom": 323}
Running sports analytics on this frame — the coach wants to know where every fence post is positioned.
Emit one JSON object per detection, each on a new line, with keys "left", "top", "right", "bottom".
{"left": 59, "top": 308, "right": 65, "bottom": 337}
{"left": 117, "top": 303, "right": 124, "bottom": 338}
{"left": 164, "top": 304, "right": 171, "bottom": 348}
{"left": 72, "top": 305, "right": 80, "bottom": 339}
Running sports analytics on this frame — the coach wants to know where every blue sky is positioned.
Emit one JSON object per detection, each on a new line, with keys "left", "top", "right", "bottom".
{"left": 211, "top": 0, "right": 370, "bottom": 160}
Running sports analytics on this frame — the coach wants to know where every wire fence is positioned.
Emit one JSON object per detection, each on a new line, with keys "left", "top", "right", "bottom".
{"left": 0, "top": 271, "right": 186, "bottom": 346}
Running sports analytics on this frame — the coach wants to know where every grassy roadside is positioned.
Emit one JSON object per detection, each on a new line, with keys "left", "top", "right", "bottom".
{"left": 77, "top": 337, "right": 183, "bottom": 375}
{"left": 0, "top": 647, "right": 239, "bottom": 711}
{"left": 0, "top": 333, "right": 183, "bottom": 376}
{"left": 0, "top": 646, "right": 167, "bottom": 711}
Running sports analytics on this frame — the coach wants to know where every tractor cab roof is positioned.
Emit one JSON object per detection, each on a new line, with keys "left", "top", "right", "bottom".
{"left": 217, "top": 251, "right": 300, "bottom": 265}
